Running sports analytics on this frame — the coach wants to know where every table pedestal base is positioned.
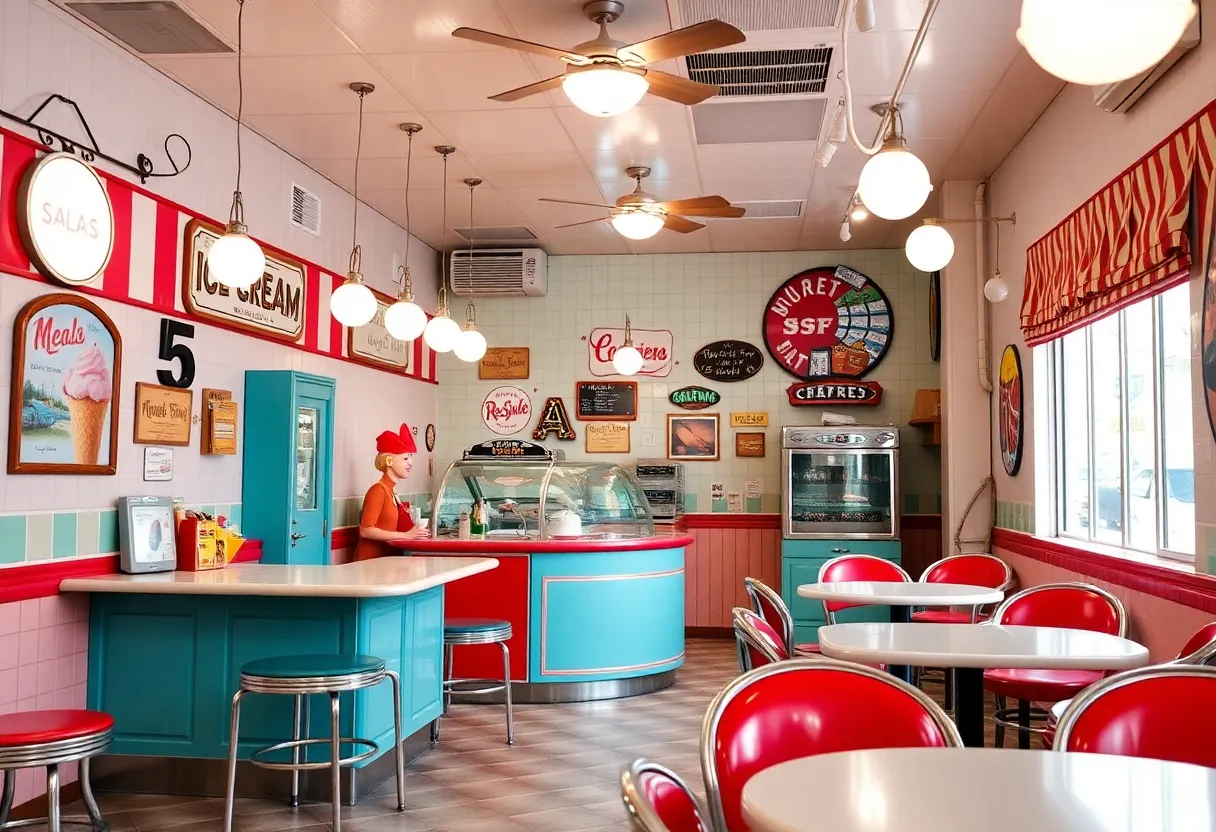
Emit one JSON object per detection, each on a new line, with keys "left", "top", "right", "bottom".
{"left": 887, "top": 606, "right": 912, "bottom": 684}
{"left": 954, "top": 668, "right": 985, "bottom": 748}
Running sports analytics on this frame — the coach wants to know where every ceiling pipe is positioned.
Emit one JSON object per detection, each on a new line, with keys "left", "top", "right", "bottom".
{"left": 976, "top": 182, "right": 993, "bottom": 394}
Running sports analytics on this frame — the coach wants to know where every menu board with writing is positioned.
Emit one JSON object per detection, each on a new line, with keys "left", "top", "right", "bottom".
{"left": 576, "top": 381, "right": 638, "bottom": 421}
{"left": 693, "top": 340, "right": 765, "bottom": 382}
{"left": 134, "top": 383, "right": 193, "bottom": 446}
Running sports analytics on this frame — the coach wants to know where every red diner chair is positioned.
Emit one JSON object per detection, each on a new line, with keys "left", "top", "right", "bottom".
{"left": 620, "top": 758, "right": 711, "bottom": 832}
{"left": 913, "top": 553, "right": 1015, "bottom": 624}
{"left": 732, "top": 607, "right": 788, "bottom": 672}
{"left": 983, "top": 582, "right": 1127, "bottom": 749}
{"left": 1053, "top": 665, "right": 1216, "bottom": 767}
{"left": 817, "top": 554, "right": 912, "bottom": 624}
{"left": 701, "top": 659, "right": 962, "bottom": 832}
{"left": 743, "top": 577, "right": 820, "bottom": 656}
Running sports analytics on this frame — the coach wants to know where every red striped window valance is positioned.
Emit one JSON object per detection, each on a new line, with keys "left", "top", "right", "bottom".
{"left": 1021, "top": 98, "right": 1216, "bottom": 346}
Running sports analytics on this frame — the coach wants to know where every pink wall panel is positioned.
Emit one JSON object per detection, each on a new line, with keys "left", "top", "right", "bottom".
{"left": 685, "top": 527, "right": 782, "bottom": 628}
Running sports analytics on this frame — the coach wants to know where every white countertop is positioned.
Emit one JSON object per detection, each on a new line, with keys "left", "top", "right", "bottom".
{"left": 817, "top": 622, "right": 1150, "bottom": 669}
{"left": 59, "top": 557, "right": 499, "bottom": 598}
{"left": 797, "top": 581, "right": 1003, "bottom": 607}
{"left": 741, "top": 748, "right": 1216, "bottom": 832}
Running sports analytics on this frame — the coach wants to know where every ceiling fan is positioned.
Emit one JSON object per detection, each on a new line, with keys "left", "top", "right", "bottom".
{"left": 540, "top": 167, "right": 746, "bottom": 240}
{"left": 452, "top": 0, "right": 745, "bottom": 117}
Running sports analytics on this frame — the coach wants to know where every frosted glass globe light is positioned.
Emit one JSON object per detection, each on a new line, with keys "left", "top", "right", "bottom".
{"left": 208, "top": 226, "right": 265, "bottom": 289}
{"left": 330, "top": 278, "right": 377, "bottom": 327}
{"left": 384, "top": 299, "right": 428, "bottom": 341}
{"left": 612, "top": 344, "right": 644, "bottom": 376}
{"left": 1017, "top": 0, "right": 1196, "bottom": 86}
{"left": 905, "top": 223, "right": 956, "bottom": 272}
{"left": 562, "top": 67, "right": 649, "bottom": 117}
{"left": 985, "top": 275, "right": 1011, "bottom": 303}
{"left": 857, "top": 139, "right": 933, "bottom": 220}
{"left": 454, "top": 327, "right": 488, "bottom": 363}
{"left": 611, "top": 210, "right": 665, "bottom": 240}
{"left": 423, "top": 313, "right": 461, "bottom": 353}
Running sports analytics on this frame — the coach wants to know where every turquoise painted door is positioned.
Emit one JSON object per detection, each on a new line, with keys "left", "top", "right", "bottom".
{"left": 292, "top": 382, "right": 333, "bottom": 566}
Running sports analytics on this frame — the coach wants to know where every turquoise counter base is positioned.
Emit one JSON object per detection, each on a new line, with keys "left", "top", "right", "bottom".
{"left": 86, "top": 588, "right": 444, "bottom": 766}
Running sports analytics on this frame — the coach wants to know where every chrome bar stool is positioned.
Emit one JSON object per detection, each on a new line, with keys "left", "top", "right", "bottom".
{"left": 223, "top": 654, "right": 404, "bottom": 832}
{"left": 431, "top": 618, "right": 514, "bottom": 746}
{"left": 0, "top": 710, "right": 112, "bottom": 832}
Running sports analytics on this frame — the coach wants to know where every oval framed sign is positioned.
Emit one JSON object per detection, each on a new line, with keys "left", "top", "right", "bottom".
{"left": 17, "top": 153, "right": 115, "bottom": 287}
{"left": 998, "top": 345, "right": 1024, "bottom": 476}
{"left": 762, "top": 265, "right": 893, "bottom": 380}
{"left": 669, "top": 386, "right": 720, "bottom": 410}
{"left": 693, "top": 340, "right": 764, "bottom": 382}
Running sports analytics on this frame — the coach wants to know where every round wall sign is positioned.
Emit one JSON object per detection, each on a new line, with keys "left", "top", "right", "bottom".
{"left": 762, "top": 265, "right": 893, "bottom": 380}
{"left": 482, "top": 386, "right": 532, "bottom": 436}
{"left": 17, "top": 153, "right": 115, "bottom": 287}
{"left": 998, "top": 345, "right": 1024, "bottom": 476}
{"left": 425, "top": 423, "right": 436, "bottom": 452}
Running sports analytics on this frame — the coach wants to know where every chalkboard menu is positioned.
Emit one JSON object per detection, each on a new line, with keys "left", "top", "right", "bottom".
{"left": 576, "top": 381, "right": 638, "bottom": 421}
{"left": 693, "top": 340, "right": 764, "bottom": 382}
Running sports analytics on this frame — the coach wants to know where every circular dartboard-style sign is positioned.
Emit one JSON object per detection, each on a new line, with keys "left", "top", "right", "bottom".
{"left": 762, "top": 265, "right": 894, "bottom": 380}
{"left": 482, "top": 386, "right": 532, "bottom": 436}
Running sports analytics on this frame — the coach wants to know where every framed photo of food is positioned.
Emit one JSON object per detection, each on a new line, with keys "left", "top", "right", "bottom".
{"left": 668, "top": 414, "right": 719, "bottom": 461}
{"left": 998, "top": 344, "right": 1024, "bottom": 476}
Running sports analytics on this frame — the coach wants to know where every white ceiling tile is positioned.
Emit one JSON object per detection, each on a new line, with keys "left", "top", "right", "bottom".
{"left": 374, "top": 50, "right": 544, "bottom": 112}
{"left": 471, "top": 152, "right": 597, "bottom": 190}
{"left": 851, "top": 91, "right": 991, "bottom": 140}
{"left": 178, "top": 0, "right": 356, "bottom": 55}
{"left": 306, "top": 151, "right": 484, "bottom": 194}
{"left": 247, "top": 112, "right": 449, "bottom": 161}
{"left": 555, "top": 104, "right": 693, "bottom": 152}
{"left": 428, "top": 109, "right": 574, "bottom": 155}
{"left": 697, "top": 177, "right": 812, "bottom": 203}
{"left": 497, "top": 184, "right": 614, "bottom": 229}
{"left": 310, "top": 0, "right": 510, "bottom": 55}
{"left": 695, "top": 143, "right": 816, "bottom": 182}
{"left": 581, "top": 147, "right": 701, "bottom": 191}
{"left": 901, "top": 27, "right": 1021, "bottom": 94}
{"left": 494, "top": 0, "right": 670, "bottom": 57}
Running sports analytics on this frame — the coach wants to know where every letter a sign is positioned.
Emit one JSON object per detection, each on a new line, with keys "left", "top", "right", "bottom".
{"left": 532, "top": 397, "right": 575, "bottom": 441}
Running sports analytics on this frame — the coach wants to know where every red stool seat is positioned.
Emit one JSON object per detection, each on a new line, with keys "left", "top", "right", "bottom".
{"left": 911, "top": 609, "right": 988, "bottom": 624}
{"left": 0, "top": 710, "right": 114, "bottom": 746}
{"left": 983, "top": 668, "right": 1104, "bottom": 702}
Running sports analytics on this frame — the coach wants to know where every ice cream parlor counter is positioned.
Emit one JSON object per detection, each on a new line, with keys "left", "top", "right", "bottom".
{"left": 390, "top": 440, "right": 692, "bottom": 702}
{"left": 57, "top": 556, "right": 496, "bottom": 799}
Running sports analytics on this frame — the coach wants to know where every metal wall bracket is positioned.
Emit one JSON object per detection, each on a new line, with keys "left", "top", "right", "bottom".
{"left": 0, "top": 93, "right": 191, "bottom": 184}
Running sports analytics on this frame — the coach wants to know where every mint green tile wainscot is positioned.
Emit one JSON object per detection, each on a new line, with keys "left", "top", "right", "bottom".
{"left": 781, "top": 539, "right": 903, "bottom": 646}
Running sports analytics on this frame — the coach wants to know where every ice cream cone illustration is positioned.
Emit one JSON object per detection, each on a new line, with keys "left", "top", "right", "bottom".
{"left": 63, "top": 344, "right": 112, "bottom": 465}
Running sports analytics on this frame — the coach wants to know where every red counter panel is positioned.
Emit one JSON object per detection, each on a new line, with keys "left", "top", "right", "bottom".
{"left": 439, "top": 553, "right": 530, "bottom": 682}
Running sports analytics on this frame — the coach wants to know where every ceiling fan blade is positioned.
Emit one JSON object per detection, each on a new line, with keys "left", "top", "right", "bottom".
{"left": 619, "top": 20, "right": 746, "bottom": 65}
{"left": 678, "top": 206, "right": 746, "bottom": 218}
{"left": 452, "top": 28, "right": 587, "bottom": 64}
{"left": 538, "top": 198, "right": 617, "bottom": 210}
{"left": 555, "top": 217, "right": 612, "bottom": 230}
{"left": 644, "top": 70, "right": 720, "bottom": 106}
{"left": 658, "top": 196, "right": 730, "bottom": 212}
{"left": 489, "top": 75, "right": 566, "bottom": 102}
{"left": 664, "top": 214, "right": 705, "bottom": 234}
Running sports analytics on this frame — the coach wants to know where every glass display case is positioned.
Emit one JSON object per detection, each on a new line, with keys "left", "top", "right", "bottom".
{"left": 781, "top": 426, "right": 899, "bottom": 539}
{"left": 432, "top": 446, "right": 655, "bottom": 540}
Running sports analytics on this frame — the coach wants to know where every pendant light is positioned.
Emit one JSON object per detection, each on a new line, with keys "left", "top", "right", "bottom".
{"left": 453, "top": 178, "right": 488, "bottom": 363}
{"left": 905, "top": 221, "right": 955, "bottom": 272}
{"left": 856, "top": 108, "right": 931, "bottom": 221}
{"left": 384, "top": 123, "right": 428, "bottom": 341}
{"left": 985, "top": 219, "right": 1010, "bottom": 304}
{"left": 612, "top": 314, "right": 644, "bottom": 376}
{"left": 207, "top": 0, "right": 265, "bottom": 289}
{"left": 1017, "top": 0, "right": 1196, "bottom": 86}
{"left": 330, "top": 83, "right": 377, "bottom": 328}
{"left": 422, "top": 146, "right": 462, "bottom": 353}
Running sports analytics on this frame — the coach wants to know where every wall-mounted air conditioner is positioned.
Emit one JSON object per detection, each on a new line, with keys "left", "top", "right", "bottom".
{"left": 450, "top": 248, "right": 548, "bottom": 298}
{"left": 1094, "top": 9, "right": 1201, "bottom": 114}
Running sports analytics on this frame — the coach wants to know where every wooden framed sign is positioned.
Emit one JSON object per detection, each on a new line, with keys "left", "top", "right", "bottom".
{"left": 348, "top": 288, "right": 412, "bottom": 372}
{"left": 134, "top": 382, "right": 193, "bottom": 446}
{"left": 576, "top": 381, "right": 638, "bottom": 421}
{"left": 735, "top": 432, "right": 766, "bottom": 458}
{"left": 787, "top": 380, "right": 883, "bottom": 406}
{"left": 585, "top": 422, "right": 630, "bottom": 453}
{"left": 201, "top": 389, "right": 237, "bottom": 455}
{"left": 9, "top": 293, "right": 122, "bottom": 475}
{"left": 479, "top": 347, "right": 530, "bottom": 380}
{"left": 730, "top": 412, "right": 769, "bottom": 428}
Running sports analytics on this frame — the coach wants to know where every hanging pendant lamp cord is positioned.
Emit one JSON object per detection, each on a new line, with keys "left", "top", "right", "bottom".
{"left": 401, "top": 130, "right": 414, "bottom": 296}
{"left": 230, "top": 0, "right": 246, "bottom": 224}
{"left": 438, "top": 151, "right": 449, "bottom": 314}
{"left": 466, "top": 181, "right": 476, "bottom": 325}
{"left": 352, "top": 90, "right": 366, "bottom": 256}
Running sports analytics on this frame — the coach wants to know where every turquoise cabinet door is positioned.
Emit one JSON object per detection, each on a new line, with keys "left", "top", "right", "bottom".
{"left": 781, "top": 538, "right": 903, "bottom": 645}
{"left": 291, "top": 383, "right": 333, "bottom": 566}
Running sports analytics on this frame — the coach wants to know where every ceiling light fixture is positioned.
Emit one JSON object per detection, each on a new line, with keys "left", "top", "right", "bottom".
{"left": 902, "top": 213, "right": 1016, "bottom": 272}
{"left": 207, "top": 0, "right": 265, "bottom": 289}
{"left": 839, "top": 218, "right": 852, "bottom": 243}
{"left": 847, "top": 192, "right": 868, "bottom": 222}
{"left": 815, "top": 99, "right": 847, "bottom": 168}
{"left": 453, "top": 178, "right": 489, "bottom": 363}
{"left": 563, "top": 66, "right": 649, "bottom": 118}
{"left": 985, "top": 218, "right": 1011, "bottom": 303}
{"left": 612, "top": 314, "right": 645, "bottom": 376}
{"left": 610, "top": 208, "right": 665, "bottom": 240}
{"left": 1017, "top": 0, "right": 1197, "bottom": 86}
{"left": 330, "top": 82, "right": 377, "bottom": 328}
{"left": 854, "top": 0, "right": 876, "bottom": 31}
{"left": 384, "top": 123, "right": 429, "bottom": 342}
{"left": 422, "top": 146, "right": 463, "bottom": 353}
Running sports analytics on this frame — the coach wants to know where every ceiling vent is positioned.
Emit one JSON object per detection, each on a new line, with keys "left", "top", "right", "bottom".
{"left": 1094, "top": 9, "right": 1201, "bottom": 113}
{"left": 453, "top": 226, "right": 540, "bottom": 243}
{"left": 450, "top": 249, "right": 548, "bottom": 298}
{"left": 675, "top": 0, "right": 843, "bottom": 31}
{"left": 730, "top": 200, "right": 804, "bottom": 219}
{"left": 686, "top": 48, "right": 832, "bottom": 97}
{"left": 65, "top": 2, "right": 231, "bottom": 54}
{"left": 693, "top": 99, "right": 827, "bottom": 144}
{"left": 290, "top": 184, "right": 321, "bottom": 236}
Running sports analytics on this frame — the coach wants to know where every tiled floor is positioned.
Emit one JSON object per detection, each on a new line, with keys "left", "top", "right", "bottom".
{"left": 68, "top": 639, "right": 1011, "bottom": 831}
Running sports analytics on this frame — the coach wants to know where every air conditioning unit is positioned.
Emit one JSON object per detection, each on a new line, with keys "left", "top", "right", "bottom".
{"left": 1094, "top": 9, "right": 1201, "bottom": 114}
{"left": 450, "top": 248, "right": 548, "bottom": 298}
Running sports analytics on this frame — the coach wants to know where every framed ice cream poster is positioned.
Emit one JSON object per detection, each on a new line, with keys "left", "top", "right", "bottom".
{"left": 9, "top": 294, "right": 122, "bottom": 475}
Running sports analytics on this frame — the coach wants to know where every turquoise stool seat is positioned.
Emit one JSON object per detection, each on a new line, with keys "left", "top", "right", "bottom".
{"left": 434, "top": 618, "right": 514, "bottom": 746}
{"left": 242, "top": 654, "right": 384, "bottom": 679}
{"left": 444, "top": 618, "right": 511, "bottom": 638}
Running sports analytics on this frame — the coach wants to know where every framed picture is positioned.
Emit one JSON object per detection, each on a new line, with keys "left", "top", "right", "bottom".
{"left": 667, "top": 414, "right": 719, "bottom": 461}
{"left": 134, "top": 383, "right": 193, "bottom": 446}
{"left": 9, "top": 293, "right": 122, "bottom": 475}
{"left": 735, "top": 431, "right": 766, "bottom": 458}
{"left": 998, "top": 345, "right": 1024, "bottom": 476}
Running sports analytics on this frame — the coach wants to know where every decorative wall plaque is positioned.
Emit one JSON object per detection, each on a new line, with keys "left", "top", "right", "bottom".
{"left": 786, "top": 380, "right": 883, "bottom": 406}
{"left": 532, "top": 397, "right": 576, "bottom": 440}
{"left": 585, "top": 422, "right": 630, "bottom": 453}
{"left": 348, "top": 289, "right": 412, "bottom": 371}
{"left": 587, "top": 326, "right": 673, "bottom": 377}
{"left": 201, "top": 389, "right": 236, "bottom": 455}
{"left": 425, "top": 423, "right": 436, "bottom": 452}
{"left": 479, "top": 347, "right": 530, "bottom": 380}
{"left": 999, "top": 345, "right": 1024, "bottom": 476}
{"left": 134, "top": 382, "right": 193, "bottom": 446}
{"left": 693, "top": 340, "right": 764, "bottom": 382}
{"left": 735, "top": 432, "right": 766, "bottom": 458}
{"left": 730, "top": 412, "right": 769, "bottom": 427}
{"left": 16, "top": 153, "right": 114, "bottom": 287}
{"left": 482, "top": 386, "right": 532, "bottom": 436}
{"left": 669, "top": 386, "right": 720, "bottom": 410}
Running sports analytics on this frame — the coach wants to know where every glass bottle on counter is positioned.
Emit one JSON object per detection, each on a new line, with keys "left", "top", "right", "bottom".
{"left": 469, "top": 500, "right": 488, "bottom": 538}
{"left": 458, "top": 511, "right": 471, "bottom": 540}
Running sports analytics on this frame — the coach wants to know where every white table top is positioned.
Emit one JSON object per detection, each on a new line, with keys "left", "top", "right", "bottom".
{"left": 60, "top": 557, "right": 499, "bottom": 598}
{"left": 797, "top": 581, "right": 1003, "bottom": 607}
{"left": 818, "top": 622, "right": 1150, "bottom": 669}
{"left": 741, "top": 748, "right": 1216, "bottom": 832}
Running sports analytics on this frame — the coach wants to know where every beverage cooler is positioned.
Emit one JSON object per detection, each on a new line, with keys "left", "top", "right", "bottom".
{"left": 779, "top": 426, "right": 903, "bottom": 646}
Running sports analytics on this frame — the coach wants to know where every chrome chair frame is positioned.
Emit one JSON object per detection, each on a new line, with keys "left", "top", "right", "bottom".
{"left": 0, "top": 729, "right": 111, "bottom": 831}
{"left": 432, "top": 621, "right": 514, "bottom": 747}
{"left": 743, "top": 577, "right": 796, "bottom": 656}
{"left": 223, "top": 664, "right": 404, "bottom": 832}
{"left": 700, "top": 658, "right": 962, "bottom": 832}
{"left": 620, "top": 758, "right": 711, "bottom": 832}
{"left": 817, "top": 554, "right": 912, "bottom": 624}
{"left": 731, "top": 607, "right": 786, "bottom": 672}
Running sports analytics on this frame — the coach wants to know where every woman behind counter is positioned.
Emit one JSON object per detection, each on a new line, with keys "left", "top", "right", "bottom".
{"left": 355, "top": 423, "right": 428, "bottom": 561}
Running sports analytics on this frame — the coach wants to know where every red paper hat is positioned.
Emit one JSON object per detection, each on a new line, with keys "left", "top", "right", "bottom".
{"left": 375, "top": 423, "right": 416, "bottom": 455}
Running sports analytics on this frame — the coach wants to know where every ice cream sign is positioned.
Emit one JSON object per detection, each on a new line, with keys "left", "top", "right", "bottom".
{"left": 16, "top": 153, "right": 115, "bottom": 287}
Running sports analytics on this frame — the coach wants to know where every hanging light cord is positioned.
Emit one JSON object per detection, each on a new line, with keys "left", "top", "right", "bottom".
{"left": 466, "top": 181, "right": 477, "bottom": 324}
{"left": 400, "top": 130, "right": 414, "bottom": 297}
{"left": 230, "top": 0, "right": 247, "bottom": 224}
{"left": 623, "top": 314, "right": 633, "bottom": 347}
{"left": 438, "top": 151, "right": 449, "bottom": 314}
{"left": 351, "top": 89, "right": 367, "bottom": 270}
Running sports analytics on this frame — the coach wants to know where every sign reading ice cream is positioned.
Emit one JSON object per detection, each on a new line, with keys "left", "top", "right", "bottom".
{"left": 8, "top": 294, "right": 122, "bottom": 475}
